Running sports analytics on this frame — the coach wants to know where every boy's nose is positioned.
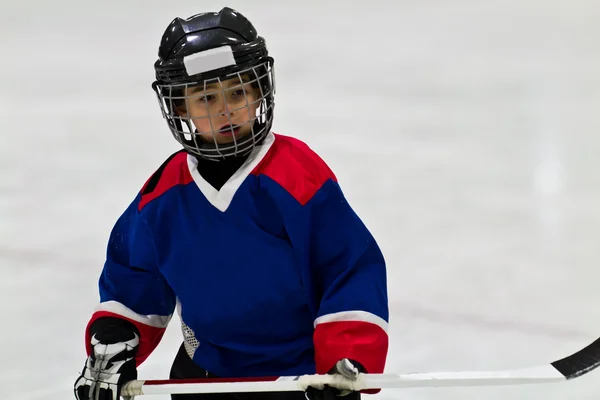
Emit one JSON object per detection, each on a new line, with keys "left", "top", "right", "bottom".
{"left": 218, "top": 99, "right": 233, "bottom": 116}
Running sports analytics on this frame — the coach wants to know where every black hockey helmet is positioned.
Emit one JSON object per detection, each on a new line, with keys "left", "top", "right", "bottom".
{"left": 152, "top": 7, "right": 275, "bottom": 160}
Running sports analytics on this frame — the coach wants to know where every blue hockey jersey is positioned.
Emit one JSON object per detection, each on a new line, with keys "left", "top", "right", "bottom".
{"left": 86, "top": 132, "right": 389, "bottom": 379}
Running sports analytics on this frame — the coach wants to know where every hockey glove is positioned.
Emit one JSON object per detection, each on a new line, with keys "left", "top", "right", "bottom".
{"left": 305, "top": 359, "right": 364, "bottom": 400}
{"left": 74, "top": 318, "right": 139, "bottom": 400}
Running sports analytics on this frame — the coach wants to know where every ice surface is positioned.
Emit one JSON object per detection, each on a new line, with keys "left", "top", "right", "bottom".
{"left": 2, "top": 1, "right": 600, "bottom": 399}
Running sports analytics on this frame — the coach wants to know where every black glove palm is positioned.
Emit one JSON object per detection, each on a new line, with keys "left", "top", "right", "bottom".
{"left": 74, "top": 318, "right": 139, "bottom": 400}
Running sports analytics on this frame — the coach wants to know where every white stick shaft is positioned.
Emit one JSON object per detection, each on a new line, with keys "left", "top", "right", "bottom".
{"left": 367, "top": 366, "right": 565, "bottom": 388}
{"left": 140, "top": 380, "right": 302, "bottom": 395}
{"left": 120, "top": 335, "right": 600, "bottom": 396}
{"left": 121, "top": 365, "right": 566, "bottom": 396}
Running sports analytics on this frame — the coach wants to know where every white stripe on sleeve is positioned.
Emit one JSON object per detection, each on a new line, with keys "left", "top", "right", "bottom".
{"left": 314, "top": 310, "right": 388, "bottom": 332}
{"left": 95, "top": 301, "right": 172, "bottom": 328}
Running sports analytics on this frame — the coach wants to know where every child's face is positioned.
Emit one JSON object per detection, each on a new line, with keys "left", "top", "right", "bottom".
{"left": 177, "top": 75, "right": 261, "bottom": 145}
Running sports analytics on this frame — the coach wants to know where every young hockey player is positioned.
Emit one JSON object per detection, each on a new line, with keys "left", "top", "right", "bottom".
{"left": 74, "top": 7, "right": 389, "bottom": 400}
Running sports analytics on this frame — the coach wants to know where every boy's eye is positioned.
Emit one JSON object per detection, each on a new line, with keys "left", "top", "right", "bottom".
{"left": 198, "top": 94, "right": 215, "bottom": 102}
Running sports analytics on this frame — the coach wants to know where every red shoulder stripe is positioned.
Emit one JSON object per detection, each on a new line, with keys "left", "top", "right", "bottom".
{"left": 139, "top": 151, "right": 193, "bottom": 211}
{"left": 251, "top": 134, "right": 337, "bottom": 206}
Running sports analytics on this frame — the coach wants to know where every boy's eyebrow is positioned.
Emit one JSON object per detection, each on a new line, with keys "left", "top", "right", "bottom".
{"left": 188, "top": 84, "right": 217, "bottom": 93}
{"left": 187, "top": 76, "right": 252, "bottom": 93}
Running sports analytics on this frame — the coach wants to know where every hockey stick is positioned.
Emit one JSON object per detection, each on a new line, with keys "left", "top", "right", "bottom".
{"left": 121, "top": 336, "right": 600, "bottom": 397}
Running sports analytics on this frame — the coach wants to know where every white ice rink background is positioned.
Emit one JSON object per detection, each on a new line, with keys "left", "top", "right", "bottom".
{"left": 2, "top": 1, "right": 600, "bottom": 399}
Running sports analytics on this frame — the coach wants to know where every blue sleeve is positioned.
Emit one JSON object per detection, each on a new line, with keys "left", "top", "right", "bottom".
{"left": 305, "top": 180, "right": 388, "bottom": 321}
{"left": 99, "top": 193, "right": 176, "bottom": 317}
{"left": 87, "top": 194, "right": 176, "bottom": 365}
{"left": 285, "top": 179, "right": 389, "bottom": 374}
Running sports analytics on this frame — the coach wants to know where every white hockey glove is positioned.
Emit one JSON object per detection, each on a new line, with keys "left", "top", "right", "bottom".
{"left": 74, "top": 318, "right": 139, "bottom": 400}
{"left": 305, "top": 359, "right": 364, "bottom": 400}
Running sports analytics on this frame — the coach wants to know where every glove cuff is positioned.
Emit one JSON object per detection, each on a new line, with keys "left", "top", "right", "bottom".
{"left": 89, "top": 317, "right": 140, "bottom": 349}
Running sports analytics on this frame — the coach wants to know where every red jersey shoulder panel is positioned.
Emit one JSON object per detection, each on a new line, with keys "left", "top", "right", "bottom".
{"left": 251, "top": 133, "right": 337, "bottom": 206}
{"left": 138, "top": 150, "right": 193, "bottom": 211}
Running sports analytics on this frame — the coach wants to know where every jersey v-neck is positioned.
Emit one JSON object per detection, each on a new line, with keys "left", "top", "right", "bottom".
{"left": 186, "top": 132, "right": 275, "bottom": 212}
{"left": 195, "top": 155, "right": 249, "bottom": 191}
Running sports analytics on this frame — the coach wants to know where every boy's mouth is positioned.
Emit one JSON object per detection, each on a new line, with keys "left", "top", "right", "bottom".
{"left": 217, "top": 124, "right": 240, "bottom": 136}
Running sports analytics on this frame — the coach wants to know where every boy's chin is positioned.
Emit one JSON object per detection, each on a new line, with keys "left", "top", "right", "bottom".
{"left": 216, "top": 132, "right": 251, "bottom": 144}
{"left": 196, "top": 129, "right": 252, "bottom": 144}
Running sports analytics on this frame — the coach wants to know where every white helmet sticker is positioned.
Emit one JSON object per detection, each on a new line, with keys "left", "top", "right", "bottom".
{"left": 183, "top": 45, "right": 236, "bottom": 76}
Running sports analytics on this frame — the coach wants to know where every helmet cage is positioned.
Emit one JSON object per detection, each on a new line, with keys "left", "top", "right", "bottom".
{"left": 153, "top": 57, "right": 275, "bottom": 160}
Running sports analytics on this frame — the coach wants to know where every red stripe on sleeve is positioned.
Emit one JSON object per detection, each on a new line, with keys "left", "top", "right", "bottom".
{"left": 85, "top": 311, "right": 167, "bottom": 367}
{"left": 314, "top": 321, "right": 388, "bottom": 393}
